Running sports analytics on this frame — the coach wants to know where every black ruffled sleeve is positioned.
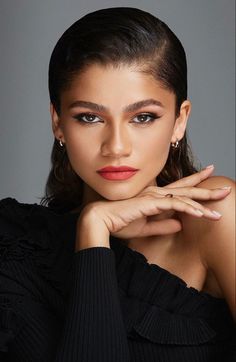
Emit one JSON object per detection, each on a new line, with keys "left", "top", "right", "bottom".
{"left": 0, "top": 197, "right": 130, "bottom": 361}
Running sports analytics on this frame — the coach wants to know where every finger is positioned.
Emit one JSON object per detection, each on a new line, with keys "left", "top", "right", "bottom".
{"left": 151, "top": 193, "right": 220, "bottom": 219}
{"left": 150, "top": 196, "right": 221, "bottom": 219}
{"left": 170, "top": 195, "right": 221, "bottom": 219}
{"left": 164, "top": 166, "right": 214, "bottom": 188}
{"left": 140, "top": 218, "right": 182, "bottom": 237}
{"left": 152, "top": 186, "right": 231, "bottom": 200}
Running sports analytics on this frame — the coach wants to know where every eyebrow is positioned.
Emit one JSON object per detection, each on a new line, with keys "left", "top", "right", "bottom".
{"left": 68, "top": 98, "right": 164, "bottom": 112}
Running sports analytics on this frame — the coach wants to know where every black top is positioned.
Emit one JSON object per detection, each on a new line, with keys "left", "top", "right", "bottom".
{"left": 0, "top": 197, "right": 235, "bottom": 362}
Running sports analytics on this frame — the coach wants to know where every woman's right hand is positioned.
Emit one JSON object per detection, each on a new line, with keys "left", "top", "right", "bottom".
{"left": 75, "top": 165, "right": 231, "bottom": 250}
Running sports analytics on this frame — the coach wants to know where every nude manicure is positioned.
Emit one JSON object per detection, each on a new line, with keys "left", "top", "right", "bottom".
{"left": 204, "top": 164, "right": 214, "bottom": 169}
{"left": 211, "top": 210, "right": 222, "bottom": 217}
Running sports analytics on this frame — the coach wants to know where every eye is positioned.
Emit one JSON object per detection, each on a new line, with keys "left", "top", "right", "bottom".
{"left": 72, "top": 113, "right": 102, "bottom": 124}
{"left": 132, "top": 113, "right": 160, "bottom": 124}
{"left": 72, "top": 112, "right": 161, "bottom": 125}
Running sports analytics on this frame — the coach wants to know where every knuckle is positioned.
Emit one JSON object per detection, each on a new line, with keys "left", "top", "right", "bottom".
{"left": 174, "top": 195, "right": 188, "bottom": 202}
{"left": 175, "top": 200, "right": 185, "bottom": 211}
{"left": 167, "top": 198, "right": 174, "bottom": 207}
{"left": 142, "top": 186, "right": 160, "bottom": 195}
{"left": 144, "top": 193, "right": 160, "bottom": 200}
{"left": 207, "top": 189, "right": 213, "bottom": 197}
{"left": 180, "top": 199, "right": 191, "bottom": 210}
{"left": 142, "top": 193, "right": 153, "bottom": 200}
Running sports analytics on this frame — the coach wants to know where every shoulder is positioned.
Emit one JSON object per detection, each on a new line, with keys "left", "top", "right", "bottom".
{"left": 0, "top": 197, "right": 75, "bottom": 261}
{"left": 0, "top": 197, "right": 77, "bottom": 295}
{"left": 194, "top": 175, "right": 235, "bottom": 241}
{"left": 0, "top": 197, "right": 48, "bottom": 235}
{"left": 0, "top": 197, "right": 34, "bottom": 234}
{"left": 195, "top": 174, "right": 235, "bottom": 199}
{"left": 181, "top": 175, "right": 235, "bottom": 240}
{"left": 182, "top": 176, "right": 235, "bottom": 318}
{"left": 180, "top": 175, "right": 235, "bottom": 238}
{"left": 0, "top": 197, "right": 46, "bottom": 263}
{"left": 0, "top": 196, "right": 68, "bottom": 229}
{"left": 193, "top": 175, "right": 235, "bottom": 266}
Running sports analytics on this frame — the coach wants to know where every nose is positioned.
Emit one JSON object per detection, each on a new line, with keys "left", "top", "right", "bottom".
{"left": 101, "top": 123, "right": 132, "bottom": 157}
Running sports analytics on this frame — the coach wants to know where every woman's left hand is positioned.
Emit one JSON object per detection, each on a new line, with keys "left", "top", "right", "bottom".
{"left": 161, "top": 165, "right": 231, "bottom": 201}
{"left": 112, "top": 166, "right": 232, "bottom": 238}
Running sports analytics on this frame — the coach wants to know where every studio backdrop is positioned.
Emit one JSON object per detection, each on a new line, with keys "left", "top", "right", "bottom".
{"left": 0, "top": 0, "right": 235, "bottom": 203}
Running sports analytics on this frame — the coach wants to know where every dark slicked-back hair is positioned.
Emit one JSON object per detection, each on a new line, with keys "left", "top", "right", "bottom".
{"left": 41, "top": 7, "right": 200, "bottom": 212}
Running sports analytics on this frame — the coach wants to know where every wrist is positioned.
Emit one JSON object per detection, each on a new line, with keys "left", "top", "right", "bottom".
{"left": 75, "top": 210, "right": 110, "bottom": 251}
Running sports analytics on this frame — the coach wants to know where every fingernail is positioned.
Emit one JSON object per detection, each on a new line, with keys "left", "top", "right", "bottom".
{"left": 220, "top": 186, "right": 231, "bottom": 190}
{"left": 204, "top": 164, "right": 214, "bottom": 169}
{"left": 211, "top": 210, "right": 222, "bottom": 217}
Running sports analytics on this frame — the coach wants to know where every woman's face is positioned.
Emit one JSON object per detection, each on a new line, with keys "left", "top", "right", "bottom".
{"left": 51, "top": 64, "right": 191, "bottom": 204}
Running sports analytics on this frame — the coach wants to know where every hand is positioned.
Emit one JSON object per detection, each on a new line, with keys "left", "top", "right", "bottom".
{"left": 76, "top": 165, "right": 231, "bottom": 243}
{"left": 127, "top": 164, "right": 230, "bottom": 236}
{"left": 163, "top": 164, "right": 218, "bottom": 190}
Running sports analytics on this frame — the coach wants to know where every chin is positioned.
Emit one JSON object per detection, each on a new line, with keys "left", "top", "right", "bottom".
{"left": 96, "top": 185, "right": 143, "bottom": 201}
{"left": 98, "top": 192, "right": 132, "bottom": 201}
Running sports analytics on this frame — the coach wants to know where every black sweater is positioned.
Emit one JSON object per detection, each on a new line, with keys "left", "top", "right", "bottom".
{"left": 0, "top": 197, "right": 235, "bottom": 362}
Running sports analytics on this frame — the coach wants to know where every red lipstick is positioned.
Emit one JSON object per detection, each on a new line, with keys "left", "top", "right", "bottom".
{"left": 97, "top": 165, "right": 139, "bottom": 180}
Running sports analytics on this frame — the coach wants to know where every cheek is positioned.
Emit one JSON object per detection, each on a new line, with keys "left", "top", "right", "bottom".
{"left": 140, "top": 129, "right": 172, "bottom": 174}
{"left": 63, "top": 130, "right": 94, "bottom": 169}
{"left": 139, "top": 129, "right": 170, "bottom": 156}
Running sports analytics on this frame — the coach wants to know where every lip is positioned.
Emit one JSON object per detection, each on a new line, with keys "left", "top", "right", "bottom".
{"left": 97, "top": 170, "right": 138, "bottom": 181}
{"left": 97, "top": 165, "right": 139, "bottom": 172}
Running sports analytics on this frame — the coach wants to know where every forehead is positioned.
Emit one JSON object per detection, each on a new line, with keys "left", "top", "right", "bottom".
{"left": 66, "top": 63, "right": 169, "bottom": 90}
{"left": 60, "top": 63, "right": 176, "bottom": 109}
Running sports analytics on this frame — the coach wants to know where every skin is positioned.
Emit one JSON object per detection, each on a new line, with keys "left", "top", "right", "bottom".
{"left": 51, "top": 63, "right": 235, "bottom": 319}
{"left": 183, "top": 176, "right": 235, "bottom": 318}
{"left": 51, "top": 64, "right": 191, "bottom": 203}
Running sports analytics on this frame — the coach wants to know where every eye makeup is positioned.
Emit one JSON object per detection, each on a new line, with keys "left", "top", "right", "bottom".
{"left": 72, "top": 112, "right": 161, "bottom": 125}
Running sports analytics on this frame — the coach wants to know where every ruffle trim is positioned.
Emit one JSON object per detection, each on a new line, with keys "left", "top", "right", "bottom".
{"left": 110, "top": 236, "right": 235, "bottom": 345}
{"left": 120, "top": 296, "right": 217, "bottom": 345}
{"left": 0, "top": 197, "right": 77, "bottom": 296}
{"left": 134, "top": 308, "right": 215, "bottom": 345}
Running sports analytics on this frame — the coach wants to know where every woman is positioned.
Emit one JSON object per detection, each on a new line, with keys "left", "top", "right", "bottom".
{"left": 0, "top": 7, "right": 235, "bottom": 362}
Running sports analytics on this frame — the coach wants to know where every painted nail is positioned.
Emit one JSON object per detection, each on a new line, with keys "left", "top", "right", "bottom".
{"left": 211, "top": 210, "right": 222, "bottom": 217}
{"left": 204, "top": 164, "right": 214, "bottom": 169}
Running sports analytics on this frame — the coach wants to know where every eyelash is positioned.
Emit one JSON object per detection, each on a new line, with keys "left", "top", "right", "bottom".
{"left": 72, "top": 112, "right": 161, "bottom": 125}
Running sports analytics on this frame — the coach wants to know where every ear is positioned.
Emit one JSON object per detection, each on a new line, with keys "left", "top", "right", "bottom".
{"left": 171, "top": 100, "right": 192, "bottom": 143}
{"left": 50, "top": 103, "right": 65, "bottom": 142}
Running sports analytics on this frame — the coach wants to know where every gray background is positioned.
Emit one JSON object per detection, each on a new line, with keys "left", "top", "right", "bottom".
{"left": 0, "top": 0, "right": 235, "bottom": 204}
